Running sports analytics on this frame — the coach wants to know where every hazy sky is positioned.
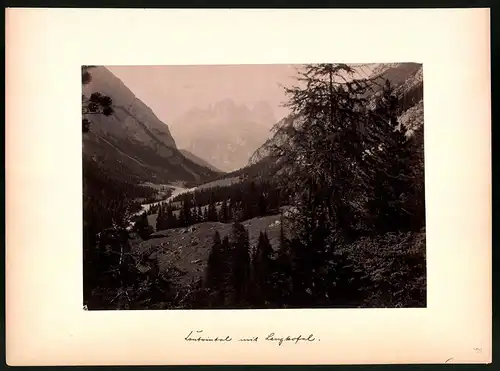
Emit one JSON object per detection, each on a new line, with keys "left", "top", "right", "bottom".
{"left": 107, "top": 64, "right": 302, "bottom": 124}
{"left": 107, "top": 64, "right": 377, "bottom": 126}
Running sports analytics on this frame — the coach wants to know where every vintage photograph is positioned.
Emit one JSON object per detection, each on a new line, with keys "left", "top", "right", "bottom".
{"left": 82, "top": 63, "right": 426, "bottom": 310}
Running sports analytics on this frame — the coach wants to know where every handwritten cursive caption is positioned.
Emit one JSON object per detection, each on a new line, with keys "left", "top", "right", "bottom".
{"left": 185, "top": 330, "right": 320, "bottom": 346}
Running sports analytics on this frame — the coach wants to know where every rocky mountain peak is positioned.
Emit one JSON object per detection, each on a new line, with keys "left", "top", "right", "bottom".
{"left": 169, "top": 98, "right": 277, "bottom": 172}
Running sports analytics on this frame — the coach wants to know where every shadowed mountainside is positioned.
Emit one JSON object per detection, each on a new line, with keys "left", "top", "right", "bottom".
{"left": 82, "top": 66, "right": 218, "bottom": 185}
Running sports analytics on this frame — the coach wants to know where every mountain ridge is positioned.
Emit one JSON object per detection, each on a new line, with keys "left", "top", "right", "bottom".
{"left": 179, "top": 149, "right": 225, "bottom": 174}
{"left": 82, "top": 66, "right": 218, "bottom": 186}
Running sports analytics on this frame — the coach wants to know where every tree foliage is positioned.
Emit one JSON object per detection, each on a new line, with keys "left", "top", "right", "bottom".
{"left": 82, "top": 66, "right": 114, "bottom": 133}
{"left": 362, "top": 80, "right": 418, "bottom": 232}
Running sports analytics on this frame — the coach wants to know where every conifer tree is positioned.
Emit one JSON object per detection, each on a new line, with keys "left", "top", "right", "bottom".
{"left": 229, "top": 221, "right": 251, "bottom": 306}
{"left": 270, "top": 63, "right": 374, "bottom": 240}
{"left": 134, "top": 213, "right": 153, "bottom": 240}
{"left": 170, "top": 212, "right": 179, "bottom": 229}
{"left": 252, "top": 231, "right": 274, "bottom": 306}
{"left": 197, "top": 205, "right": 203, "bottom": 223}
{"left": 223, "top": 199, "right": 229, "bottom": 221}
{"left": 243, "top": 182, "right": 259, "bottom": 220}
{"left": 258, "top": 192, "right": 268, "bottom": 216}
{"left": 228, "top": 198, "right": 236, "bottom": 221}
{"left": 406, "top": 124, "right": 425, "bottom": 230}
{"left": 220, "top": 235, "right": 233, "bottom": 305}
{"left": 82, "top": 66, "right": 114, "bottom": 133}
{"left": 268, "top": 64, "right": 375, "bottom": 306}
{"left": 192, "top": 205, "right": 199, "bottom": 224}
{"left": 179, "top": 207, "right": 186, "bottom": 227}
{"left": 205, "top": 231, "right": 224, "bottom": 290}
{"left": 165, "top": 205, "right": 177, "bottom": 229}
{"left": 363, "top": 80, "right": 415, "bottom": 232}
{"left": 155, "top": 204, "right": 165, "bottom": 231}
{"left": 219, "top": 199, "right": 229, "bottom": 223}
{"left": 181, "top": 195, "right": 193, "bottom": 227}
{"left": 207, "top": 198, "right": 218, "bottom": 222}
{"left": 273, "top": 217, "right": 292, "bottom": 305}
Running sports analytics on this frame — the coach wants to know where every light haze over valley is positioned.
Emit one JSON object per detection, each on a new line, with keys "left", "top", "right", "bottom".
{"left": 108, "top": 64, "right": 378, "bottom": 172}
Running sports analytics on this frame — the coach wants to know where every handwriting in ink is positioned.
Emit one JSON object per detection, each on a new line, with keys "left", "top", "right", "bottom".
{"left": 265, "top": 332, "right": 317, "bottom": 346}
{"left": 184, "top": 330, "right": 319, "bottom": 345}
{"left": 184, "top": 330, "right": 232, "bottom": 342}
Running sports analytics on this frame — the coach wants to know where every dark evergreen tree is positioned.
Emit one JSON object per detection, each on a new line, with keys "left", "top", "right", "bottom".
{"left": 196, "top": 205, "right": 203, "bottom": 223}
{"left": 228, "top": 198, "right": 236, "bottom": 221}
{"left": 220, "top": 235, "right": 233, "bottom": 305}
{"left": 218, "top": 199, "right": 229, "bottom": 223}
{"left": 207, "top": 198, "right": 218, "bottom": 222}
{"left": 406, "top": 124, "right": 425, "bottom": 230}
{"left": 134, "top": 213, "right": 153, "bottom": 240}
{"left": 229, "top": 221, "right": 251, "bottom": 306}
{"left": 181, "top": 195, "right": 193, "bottom": 226}
{"left": 267, "top": 64, "right": 376, "bottom": 307}
{"left": 204, "top": 231, "right": 224, "bottom": 290}
{"left": 252, "top": 231, "right": 274, "bottom": 306}
{"left": 269, "top": 63, "right": 373, "bottom": 240}
{"left": 173, "top": 212, "right": 180, "bottom": 229}
{"left": 273, "top": 217, "right": 293, "bottom": 306}
{"left": 155, "top": 204, "right": 165, "bottom": 231}
{"left": 178, "top": 207, "right": 186, "bottom": 227}
{"left": 259, "top": 192, "right": 268, "bottom": 215}
{"left": 363, "top": 80, "right": 415, "bottom": 233}
{"left": 166, "top": 205, "right": 177, "bottom": 229}
{"left": 82, "top": 66, "right": 114, "bottom": 133}
{"left": 243, "top": 182, "right": 259, "bottom": 220}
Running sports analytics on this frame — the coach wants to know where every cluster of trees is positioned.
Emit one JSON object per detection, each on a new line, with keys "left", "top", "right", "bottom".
{"left": 270, "top": 65, "right": 425, "bottom": 237}
{"left": 141, "top": 188, "right": 173, "bottom": 205}
{"left": 194, "top": 219, "right": 368, "bottom": 309}
{"left": 153, "top": 181, "right": 288, "bottom": 232}
{"left": 83, "top": 159, "right": 155, "bottom": 238}
{"left": 260, "top": 64, "right": 426, "bottom": 306}
{"left": 170, "top": 180, "right": 289, "bottom": 210}
{"left": 202, "top": 224, "right": 252, "bottom": 307}
{"left": 201, "top": 156, "right": 279, "bottom": 186}
{"left": 397, "top": 83, "right": 424, "bottom": 113}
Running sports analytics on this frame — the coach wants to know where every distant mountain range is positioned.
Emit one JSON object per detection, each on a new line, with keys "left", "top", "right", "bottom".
{"left": 82, "top": 67, "right": 219, "bottom": 186}
{"left": 168, "top": 99, "right": 277, "bottom": 172}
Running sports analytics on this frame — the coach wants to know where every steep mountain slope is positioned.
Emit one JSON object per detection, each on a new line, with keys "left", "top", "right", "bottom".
{"left": 249, "top": 63, "right": 424, "bottom": 165}
{"left": 169, "top": 99, "right": 276, "bottom": 172}
{"left": 82, "top": 67, "right": 218, "bottom": 185}
{"left": 370, "top": 63, "right": 422, "bottom": 89}
{"left": 179, "top": 149, "right": 224, "bottom": 174}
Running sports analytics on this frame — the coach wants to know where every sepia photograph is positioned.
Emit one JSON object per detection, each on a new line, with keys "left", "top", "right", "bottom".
{"left": 82, "top": 63, "right": 426, "bottom": 310}
{"left": 7, "top": 7, "right": 491, "bottom": 365}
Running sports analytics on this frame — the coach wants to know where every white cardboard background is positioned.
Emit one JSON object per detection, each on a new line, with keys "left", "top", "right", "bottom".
{"left": 5, "top": 8, "right": 491, "bottom": 365}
